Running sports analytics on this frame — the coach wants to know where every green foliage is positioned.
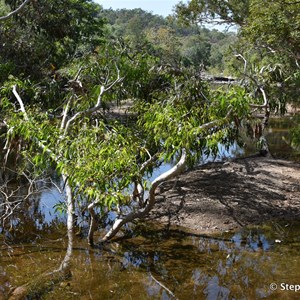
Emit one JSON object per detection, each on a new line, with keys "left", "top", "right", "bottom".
{"left": 0, "top": 2, "right": 257, "bottom": 217}
{"left": 53, "top": 201, "right": 67, "bottom": 215}
{"left": 0, "top": 0, "right": 104, "bottom": 98}
{"left": 177, "top": 0, "right": 300, "bottom": 111}
{"left": 240, "top": 0, "right": 300, "bottom": 105}
{"left": 175, "top": 0, "right": 250, "bottom": 26}
{"left": 181, "top": 34, "right": 211, "bottom": 68}
{"left": 243, "top": 0, "right": 300, "bottom": 58}
{"left": 103, "top": 7, "right": 236, "bottom": 72}
{"left": 140, "top": 74, "right": 250, "bottom": 163}
{"left": 0, "top": 0, "right": 9, "bottom": 15}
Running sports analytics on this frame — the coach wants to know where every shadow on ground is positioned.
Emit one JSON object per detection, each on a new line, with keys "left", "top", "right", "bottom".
{"left": 148, "top": 156, "right": 300, "bottom": 233}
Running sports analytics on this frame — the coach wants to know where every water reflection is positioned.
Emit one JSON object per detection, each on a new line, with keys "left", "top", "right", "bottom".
{"left": 1, "top": 115, "right": 300, "bottom": 299}
{"left": 1, "top": 219, "right": 300, "bottom": 299}
{"left": 0, "top": 176, "right": 66, "bottom": 244}
{"left": 243, "top": 117, "right": 300, "bottom": 161}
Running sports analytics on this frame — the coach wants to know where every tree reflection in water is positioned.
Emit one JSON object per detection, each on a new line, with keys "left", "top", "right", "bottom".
{"left": 0, "top": 152, "right": 300, "bottom": 299}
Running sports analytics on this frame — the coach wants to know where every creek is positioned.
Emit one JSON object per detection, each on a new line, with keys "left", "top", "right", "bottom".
{"left": 0, "top": 116, "right": 300, "bottom": 299}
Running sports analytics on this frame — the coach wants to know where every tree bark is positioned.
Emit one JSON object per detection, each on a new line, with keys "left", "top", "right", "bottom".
{"left": 87, "top": 201, "right": 98, "bottom": 246}
{"left": 99, "top": 149, "right": 187, "bottom": 242}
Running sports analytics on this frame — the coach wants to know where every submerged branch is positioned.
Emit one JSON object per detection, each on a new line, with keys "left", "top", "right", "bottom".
{"left": 149, "top": 272, "right": 178, "bottom": 300}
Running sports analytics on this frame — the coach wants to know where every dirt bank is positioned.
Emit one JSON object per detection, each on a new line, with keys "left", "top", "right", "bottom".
{"left": 148, "top": 155, "right": 300, "bottom": 233}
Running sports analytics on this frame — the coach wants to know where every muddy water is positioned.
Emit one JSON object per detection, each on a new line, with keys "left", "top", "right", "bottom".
{"left": 1, "top": 116, "right": 300, "bottom": 299}
{"left": 1, "top": 220, "right": 300, "bottom": 299}
{"left": 242, "top": 116, "right": 300, "bottom": 161}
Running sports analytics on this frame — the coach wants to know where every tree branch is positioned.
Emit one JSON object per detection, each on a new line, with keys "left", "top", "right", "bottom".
{"left": 99, "top": 149, "right": 188, "bottom": 243}
{"left": 0, "top": 0, "right": 31, "bottom": 21}
{"left": 62, "top": 70, "right": 123, "bottom": 136}
{"left": 87, "top": 200, "right": 99, "bottom": 246}
{"left": 13, "top": 85, "right": 29, "bottom": 120}
{"left": 235, "top": 54, "right": 247, "bottom": 74}
{"left": 56, "top": 174, "right": 74, "bottom": 272}
{"left": 149, "top": 272, "right": 178, "bottom": 300}
{"left": 12, "top": 85, "right": 61, "bottom": 163}
{"left": 96, "top": 108, "right": 235, "bottom": 243}
{"left": 250, "top": 87, "right": 268, "bottom": 109}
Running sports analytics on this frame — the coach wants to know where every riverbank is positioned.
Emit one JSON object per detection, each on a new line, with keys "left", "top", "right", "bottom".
{"left": 148, "top": 155, "right": 300, "bottom": 234}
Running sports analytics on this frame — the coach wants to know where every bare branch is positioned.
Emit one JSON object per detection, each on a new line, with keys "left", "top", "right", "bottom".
{"left": 60, "top": 96, "right": 73, "bottom": 133}
{"left": 0, "top": 0, "right": 31, "bottom": 21}
{"left": 250, "top": 87, "right": 268, "bottom": 109}
{"left": 63, "top": 74, "right": 123, "bottom": 135}
{"left": 96, "top": 85, "right": 105, "bottom": 107}
{"left": 57, "top": 174, "right": 74, "bottom": 272}
{"left": 13, "top": 85, "right": 29, "bottom": 120}
{"left": 235, "top": 54, "right": 247, "bottom": 74}
{"left": 140, "top": 151, "right": 159, "bottom": 173}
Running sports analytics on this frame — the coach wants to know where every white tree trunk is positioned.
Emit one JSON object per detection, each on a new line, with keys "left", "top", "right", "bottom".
{"left": 57, "top": 175, "right": 74, "bottom": 271}
{"left": 99, "top": 149, "right": 187, "bottom": 242}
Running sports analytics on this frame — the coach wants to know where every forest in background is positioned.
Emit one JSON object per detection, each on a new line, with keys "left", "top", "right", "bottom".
{"left": 102, "top": 8, "right": 237, "bottom": 74}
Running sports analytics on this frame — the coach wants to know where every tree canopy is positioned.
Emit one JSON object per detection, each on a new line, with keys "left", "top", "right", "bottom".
{"left": 176, "top": 0, "right": 300, "bottom": 106}
{"left": 1, "top": 0, "right": 299, "bottom": 246}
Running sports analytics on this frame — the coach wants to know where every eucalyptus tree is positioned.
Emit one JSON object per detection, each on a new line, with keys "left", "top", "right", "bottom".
{"left": 1, "top": 49, "right": 253, "bottom": 245}
{"left": 176, "top": 0, "right": 300, "bottom": 153}
{"left": 0, "top": 0, "right": 264, "bottom": 247}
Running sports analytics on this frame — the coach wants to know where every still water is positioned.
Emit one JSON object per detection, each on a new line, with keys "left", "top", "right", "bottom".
{"left": 0, "top": 116, "right": 300, "bottom": 299}
{"left": 1, "top": 221, "right": 300, "bottom": 299}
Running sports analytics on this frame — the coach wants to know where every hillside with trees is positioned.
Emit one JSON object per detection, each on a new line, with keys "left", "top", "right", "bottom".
{"left": 102, "top": 8, "right": 237, "bottom": 73}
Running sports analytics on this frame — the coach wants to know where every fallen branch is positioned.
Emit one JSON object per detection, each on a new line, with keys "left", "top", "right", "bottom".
{"left": 94, "top": 109, "right": 235, "bottom": 243}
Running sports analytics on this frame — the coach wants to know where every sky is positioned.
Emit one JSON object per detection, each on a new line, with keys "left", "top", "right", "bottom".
{"left": 94, "top": 0, "right": 186, "bottom": 17}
